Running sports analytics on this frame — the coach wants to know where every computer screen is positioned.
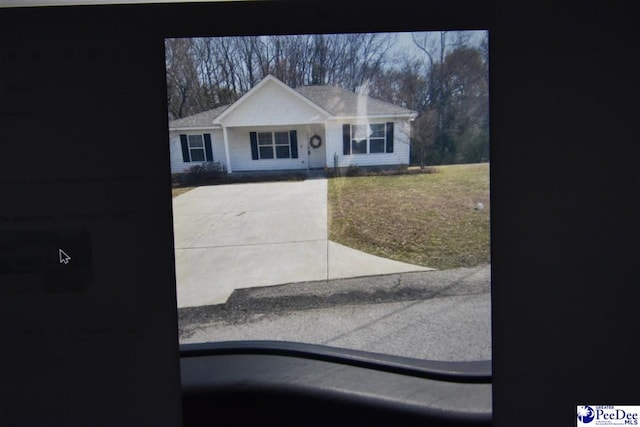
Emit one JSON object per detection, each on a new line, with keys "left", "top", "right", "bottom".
{"left": 0, "top": 1, "right": 635, "bottom": 426}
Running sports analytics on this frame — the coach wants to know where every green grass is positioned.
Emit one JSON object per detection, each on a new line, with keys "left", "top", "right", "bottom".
{"left": 328, "top": 163, "right": 490, "bottom": 270}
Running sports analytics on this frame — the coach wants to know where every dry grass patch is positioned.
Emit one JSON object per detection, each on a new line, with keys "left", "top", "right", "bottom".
{"left": 328, "top": 163, "right": 490, "bottom": 270}
{"left": 172, "top": 186, "right": 196, "bottom": 198}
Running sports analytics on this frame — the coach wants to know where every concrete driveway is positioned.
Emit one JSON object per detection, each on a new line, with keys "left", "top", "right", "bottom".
{"left": 172, "top": 179, "right": 432, "bottom": 308}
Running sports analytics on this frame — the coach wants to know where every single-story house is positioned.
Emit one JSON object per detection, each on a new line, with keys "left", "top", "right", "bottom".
{"left": 168, "top": 75, "right": 418, "bottom": 174}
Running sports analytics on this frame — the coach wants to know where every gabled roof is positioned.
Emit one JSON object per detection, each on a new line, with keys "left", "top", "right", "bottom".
{"left": 295, "top": 85, "right": 417, "bottom": 118}
{"left": 212, "top": 75, "right": 330, "bottom": 125}
{"left": 169, "top": 75, "right": 417, "bottom": 130}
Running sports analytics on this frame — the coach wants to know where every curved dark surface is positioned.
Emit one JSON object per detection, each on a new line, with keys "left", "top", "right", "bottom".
{"left": 181, "top": 341, "right": 492, "bottom": 427}
{"left": 181, "top": 340, "right": 492, "bottom": 382}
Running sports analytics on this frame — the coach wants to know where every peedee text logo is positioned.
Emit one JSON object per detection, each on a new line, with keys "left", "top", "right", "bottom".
{"left": 578, "top": 406, "right": 640, "bottom": 426}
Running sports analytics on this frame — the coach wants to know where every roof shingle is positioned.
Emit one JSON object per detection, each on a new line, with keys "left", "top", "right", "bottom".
{"left": 295, "top": 85, "right": 416, "bottom": 117}
{"left": 168, "top": 105, "right": 229, "bottom": 128}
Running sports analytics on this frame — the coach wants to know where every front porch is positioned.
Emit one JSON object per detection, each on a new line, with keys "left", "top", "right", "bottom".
{"left": 223, "top": 125, "right": 327, "bottom": 174}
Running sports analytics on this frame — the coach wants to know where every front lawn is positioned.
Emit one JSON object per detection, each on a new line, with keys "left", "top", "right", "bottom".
{"left": 328, "top": 163, "right": 490, "bottom": 270}
{"left": 172, "top": 186, "right": 196, "bottom": 198}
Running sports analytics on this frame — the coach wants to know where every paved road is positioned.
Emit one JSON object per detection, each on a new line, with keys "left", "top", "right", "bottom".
{"left": 172, "top": 179, "right": 431, "bottom": 308}
{"left": 178, "top": 264, "right": 491, "bottom": 362}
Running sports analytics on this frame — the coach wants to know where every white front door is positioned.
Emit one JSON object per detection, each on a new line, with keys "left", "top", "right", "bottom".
{"left": 307, "top": 130, "right": 326, "bottom": 169}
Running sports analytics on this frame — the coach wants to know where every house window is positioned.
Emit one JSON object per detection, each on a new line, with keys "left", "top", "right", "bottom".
{"left": 351, "top": 124, "right": 368, "bottom": 154}
{"left": 250, "top": 130, "right": 298, "bottom": 160}
{"left": 345, "top": 123, "right": 394, "bottom": 155}
{"left": 258, "top": 132, "right": 274, "bottom": 159}
{"left": 257, "top": 131, "right": 291, "bottom": 159}
{"left": 187, "top": 135, "right": 206, "bottom": 161}
{"left": 368, "top": 124, "right": 386, "bottom": 153}
{"left": 274, "top": 131, "right": 291, "bottom": 159}
{"left": 179, "top": 134, "right": 213, "bottom": 163}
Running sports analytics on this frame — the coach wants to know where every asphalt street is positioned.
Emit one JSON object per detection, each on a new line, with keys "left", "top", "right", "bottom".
{"left": 178, "top": 264, "right": 491, "bottom": 362}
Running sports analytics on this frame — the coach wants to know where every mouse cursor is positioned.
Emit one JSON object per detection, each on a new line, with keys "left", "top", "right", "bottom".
{"left": 59, "top": 249, "right": 71, "bottom": 265}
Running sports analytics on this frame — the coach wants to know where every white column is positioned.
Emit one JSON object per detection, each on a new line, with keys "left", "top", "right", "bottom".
{"left": 324, "top": 120, "right": 331, "bottom": 168}
{"left": 222, "top": 126, "right": 232, "bottom": 173}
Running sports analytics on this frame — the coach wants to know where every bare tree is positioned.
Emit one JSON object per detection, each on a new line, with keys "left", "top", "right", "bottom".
{"left": 165, "top": 38, "right": 204, "bottom": 119}
{"left": 410, "top": 31, "right": 489, "bottom": 165}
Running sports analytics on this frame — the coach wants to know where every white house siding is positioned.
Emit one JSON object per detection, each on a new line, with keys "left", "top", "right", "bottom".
{"left": 168, "top": 129, "right": 225, "bottom": 173}
{"left": 325, "top": 119, "right": 411, "bottom": 169}
{"left": 226, "top": 126, "right": 309, "bottom": 172}
{"left": 218, "top": 80, "right": 328, "bottom": 127}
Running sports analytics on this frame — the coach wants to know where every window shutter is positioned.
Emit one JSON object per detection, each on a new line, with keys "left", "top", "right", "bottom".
{"left": 250, "top": 132, "right": 258, "bottom": 160}
{"left": 289, "top": 130, "right": 298, "bottom": 159}
{"left": 342, "top": 124, "right": 351, "bottom": 155}
{"left": 203, "top": 134, "right": 213, "bottom": 161}
{"left": 180, "top": 134, "right": 190, "bottom": 162}
{"left": 385, "top": 122, "right": 394, "bottom": 153}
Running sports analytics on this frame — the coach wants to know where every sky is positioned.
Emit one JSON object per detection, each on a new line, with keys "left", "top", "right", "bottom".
{"left": 388, "top": 30, "right": 488, "bottom": 66}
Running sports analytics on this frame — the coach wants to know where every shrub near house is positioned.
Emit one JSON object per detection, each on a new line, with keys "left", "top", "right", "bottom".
{"left": 176, "top": 162, "right": 226, "bottom": 186}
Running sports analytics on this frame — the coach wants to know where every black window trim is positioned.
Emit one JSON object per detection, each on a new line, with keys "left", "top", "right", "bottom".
{"left": 250, "top": 130, "right": 298, "bottom": 160}
{"left": 345, "top": 122, "right": 394, "bottom": 155}
{"left": 179, "top": 133, "right": 213, "bottom": 163}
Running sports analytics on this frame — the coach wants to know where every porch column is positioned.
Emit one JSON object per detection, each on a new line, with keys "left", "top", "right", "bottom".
{"left": 222, "top": 126, "right": 232, "bottom": 173}
{"left": 325, "top": 120, "right": 332, "bottom": 169}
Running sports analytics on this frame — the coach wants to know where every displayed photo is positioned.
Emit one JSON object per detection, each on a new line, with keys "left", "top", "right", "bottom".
{"left": 166, "top": 31, "right": 490, "bottom": 362}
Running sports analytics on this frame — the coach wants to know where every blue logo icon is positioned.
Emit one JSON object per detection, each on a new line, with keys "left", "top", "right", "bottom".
{"left": 578, "top": 406, "right": 595, "bottom": 424}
